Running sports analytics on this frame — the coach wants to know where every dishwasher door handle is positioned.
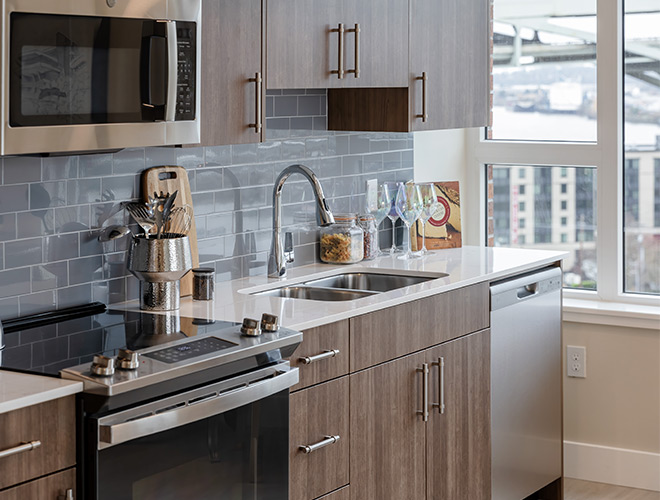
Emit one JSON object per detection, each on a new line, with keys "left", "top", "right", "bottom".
{"left": 517, "top": 283, "right": 538, "bottom": 299}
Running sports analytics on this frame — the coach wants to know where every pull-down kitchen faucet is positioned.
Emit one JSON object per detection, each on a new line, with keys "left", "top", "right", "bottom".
{"left": 268, "top": 164, "right": 335, "bottom": 277}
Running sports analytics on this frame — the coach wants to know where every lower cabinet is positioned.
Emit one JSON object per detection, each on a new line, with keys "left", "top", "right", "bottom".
{"left": 290, "top": 377, "right": 349, "bottom": 500}
{"left": 350, "top": 329, "right": 491, "bottom": 500}
{"left": 0, "top": 468, "right": 75, "bottom": 500}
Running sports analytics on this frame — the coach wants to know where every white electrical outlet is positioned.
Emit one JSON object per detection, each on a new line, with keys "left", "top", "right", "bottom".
{"left": 567, "top": 345, "right": 587, "bottom": 378}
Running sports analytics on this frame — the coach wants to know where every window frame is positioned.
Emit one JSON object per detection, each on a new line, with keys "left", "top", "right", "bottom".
{"left": 466, "top": 0, "right": 658, "bottom": 306}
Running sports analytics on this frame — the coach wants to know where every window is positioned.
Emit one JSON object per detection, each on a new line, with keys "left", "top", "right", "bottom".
{"left": 623, "top": 6, "right": 660, "bottom": 295}
{"left": 490, "top": 0, "right": 597, "bottom": 142}
{"left": 491, "top": 165, "right": 597, "bottom": 289}
{"left": 519, "top": 201, "right": 526, "bottom": 211}
{"left": 474, "top": 0, "right": 659, "bottom": 302}
{"left": 519, "top": 185, "right": 526, "bottom": 195}
{"left": 519, "top": 169, "right": 526, "bottom": 179}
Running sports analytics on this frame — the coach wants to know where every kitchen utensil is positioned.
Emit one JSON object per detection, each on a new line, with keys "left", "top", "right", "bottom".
{"left": 142, "top": 166, "right": 199, "bottom": 296}
{"left": 165, "top": 205, "right": 193, "bottom": 236}
{"left": 127, "top": 235, "right": 193, "bottom": 310}
{"left": 124, "top": 202, "right": 156, "bottom": 238}
{"left": 98, "top": 225, "right": 132, "bottom": 242}
{"left": 148, "top": 191, "right": 178, "bottom": 240}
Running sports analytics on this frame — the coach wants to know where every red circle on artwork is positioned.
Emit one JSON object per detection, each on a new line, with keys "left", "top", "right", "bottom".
{"left": 428, "top": 197, "right": 450, "bottom": 227}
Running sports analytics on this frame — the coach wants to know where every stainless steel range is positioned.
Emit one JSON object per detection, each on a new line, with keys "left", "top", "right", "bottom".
{"left": 0, "top": 303, "right": 301, "bottom": 500}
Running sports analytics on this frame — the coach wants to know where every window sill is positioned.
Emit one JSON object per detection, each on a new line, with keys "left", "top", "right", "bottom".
{"left": 563, "top": 297, "right": 660, "bottom": 331}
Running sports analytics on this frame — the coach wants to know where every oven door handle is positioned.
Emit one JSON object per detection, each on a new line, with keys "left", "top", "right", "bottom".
{"left": 97, "top": 365, "right": 298, "bottom": 449}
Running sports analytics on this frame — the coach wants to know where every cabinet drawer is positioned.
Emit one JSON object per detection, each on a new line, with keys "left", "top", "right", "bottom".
{"left": 0, "top": 468, "right": 75, "bottom": 500}
{"left": 290, "top": 377, "right": 349, "bottom": 500}
{"left": 349, "top": 283, "right": 489, "bottom": 371}
{"left": 290, "top": 320, "right": 349, "bottom": 391}
{"left": 0, "top": 397, "right": 76, "bottom": 490}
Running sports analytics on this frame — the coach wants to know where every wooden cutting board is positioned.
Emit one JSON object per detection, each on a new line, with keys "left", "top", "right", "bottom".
{"left": 141, "top": 165, "right": 199, "bottom": 297}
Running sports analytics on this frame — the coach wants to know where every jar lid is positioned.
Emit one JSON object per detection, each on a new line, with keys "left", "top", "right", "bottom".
{"left": 334, "top": 213, "right": 356, "bottom": 222}
{"left": 192, "top": 267, "right": 214, "bottom": 275}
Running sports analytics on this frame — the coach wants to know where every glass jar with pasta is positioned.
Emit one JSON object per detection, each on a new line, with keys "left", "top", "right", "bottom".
{"left": 320, "top": 214, "right": 364, "bottom": 264}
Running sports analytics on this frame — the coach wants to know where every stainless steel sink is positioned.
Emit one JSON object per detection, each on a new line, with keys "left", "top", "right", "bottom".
{"left": 251, "top": 271, "right": 445, "bottom": 302}
{"left": 254, "top": 286, "right": 377, "bottom": 301}
{"left": 303, "top": 272, "right": 443, "bottom": 293}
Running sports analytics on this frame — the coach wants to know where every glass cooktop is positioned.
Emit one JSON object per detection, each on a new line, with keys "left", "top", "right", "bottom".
{"left": 0, "top": 304, "right": 238, "bottom": 377}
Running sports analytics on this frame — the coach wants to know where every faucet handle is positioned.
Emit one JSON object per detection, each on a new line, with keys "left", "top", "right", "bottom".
{"left": 284, "top": 232, "right": 295, "bottom": 263}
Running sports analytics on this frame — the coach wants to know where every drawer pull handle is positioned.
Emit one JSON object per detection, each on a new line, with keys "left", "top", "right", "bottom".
{"left": 299, "top": 435, "right": 340, "bottom": 454}
{"left": 416, "top": 363, "right": 429, "bottom": 422}
{"left": 432, "top": 357, "right": 445, "bottom": 415}
{"left": 58, "top": 489, "right": 74, "bottom": 500}
{"left": 299, "top": 349, "right": 339, "bottom": 365}
{"left": 0, "top": 440, "right": 41, "bottom": 459}
{"left": 330, "top": 23, "right": 345, "bottom": 79}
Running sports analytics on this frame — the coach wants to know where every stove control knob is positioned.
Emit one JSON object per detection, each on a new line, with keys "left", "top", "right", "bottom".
{"left": 90, "top": 355, "right": 115, "bottom": 377}
{"left": 240, "top": 317, "right": 261, "bottom": 337}
{"left": 260, "top": 313, "right": 279, "bottom": 333}
{"left": 116, "top": 349, "right": 140, "bottom": 371}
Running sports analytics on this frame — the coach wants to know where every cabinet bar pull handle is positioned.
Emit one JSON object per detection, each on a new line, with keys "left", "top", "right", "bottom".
{"left": 416, "top": 363, "right": 429, "bottom": 422}
{"left": 58, "top": 489, "right": 74, "bottom": 500}
{"left": 248, "top": 72, "right": 262, "bottom": 134}
{"left": 299, "top": 435, "right": 340, "bottom": 454}
{"left": 432, "top": 357, "right": 445, "bottom": 414}
{"left": 331, "top": 24, "right": 345, "bottom": 79}
{"left": 346, "top": 23, "right": 360, "bottom": 78}
{"left": 416, "top": 72, "right": 428, "bottom": 122}
{"left": 299, "top": 349, "right": 340, "bottom": 365}
{"left": 0, "top": 440, "right": 41, "bottom": 460}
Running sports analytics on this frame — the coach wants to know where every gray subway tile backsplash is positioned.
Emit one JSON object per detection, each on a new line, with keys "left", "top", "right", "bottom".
{"left": 0, "top": 89, "right": 413, "bottom": 319}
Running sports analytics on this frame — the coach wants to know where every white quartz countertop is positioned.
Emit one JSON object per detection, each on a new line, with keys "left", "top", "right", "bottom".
{"left": 117, "top": 245, "right": 567, "bottom": 331}
{"left": 0, "top": 371, "right": 83, "bottom": 415}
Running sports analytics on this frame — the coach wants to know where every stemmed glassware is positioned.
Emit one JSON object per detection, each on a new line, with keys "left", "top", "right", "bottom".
{"left": 394, "top": 183, "right": 423, "bottom": 260}
{"left": 383, "top": 182, "right": 402, "bottom": 255}
{"left": 365, "top": 183, "right": 393, "bottom": 256}
{"left": 416, "top": 183, "right": 440, "bottom": 255}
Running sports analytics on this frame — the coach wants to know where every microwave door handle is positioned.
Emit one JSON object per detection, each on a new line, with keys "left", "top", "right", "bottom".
{"left": 164, "top": 20, "right": 177, "bottom": 122}
{"left": 97, "top": 366, "right": 299, "bottom": 449}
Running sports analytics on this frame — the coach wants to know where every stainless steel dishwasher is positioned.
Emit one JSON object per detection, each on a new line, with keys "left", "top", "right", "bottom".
{"left": 490, "top": 267, "right": 563, "bottom": 500}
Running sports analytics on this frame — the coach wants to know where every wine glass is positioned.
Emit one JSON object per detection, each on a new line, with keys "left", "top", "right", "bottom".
{"left": 416, "top": 183, "right": 439, "bottom": 255}
{"left": 394, "top": 183, "right": 422, "bottom": 260}
{"left": 366, "top": 183, "right": 392, "bottom": 256}
{"left": 383, "top": 182, "right": 402, "bottom": 255}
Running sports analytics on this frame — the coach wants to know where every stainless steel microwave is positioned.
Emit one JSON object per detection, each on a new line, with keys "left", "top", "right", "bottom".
{"left": 1, "top": 0, "right": 200, "bottom": 156}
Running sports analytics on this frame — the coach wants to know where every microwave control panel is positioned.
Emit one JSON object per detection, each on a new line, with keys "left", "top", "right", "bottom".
{"left": 175, "top": 22, "right": 196, "bottom": 121}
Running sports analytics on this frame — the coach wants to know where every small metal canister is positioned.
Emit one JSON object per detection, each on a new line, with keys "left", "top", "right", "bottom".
{"left": 192, "top": 268, "right": 215, "bottom": 301}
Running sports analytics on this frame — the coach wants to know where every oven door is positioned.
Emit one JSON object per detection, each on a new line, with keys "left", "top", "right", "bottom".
{"left": 2, "top": 0, "right": 200, "bottom": 155}
{"left": 90, "top": 364, "right": 298, "bottom": 500}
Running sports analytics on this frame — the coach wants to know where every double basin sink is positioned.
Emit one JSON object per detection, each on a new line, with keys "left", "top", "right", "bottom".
{"left": 252, "top": 271, "right": 447, "bottom": 301}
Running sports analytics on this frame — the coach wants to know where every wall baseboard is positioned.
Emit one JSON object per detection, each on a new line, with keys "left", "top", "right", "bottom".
{"left": 564, "top": 440, "right": 660, "bottom": 492}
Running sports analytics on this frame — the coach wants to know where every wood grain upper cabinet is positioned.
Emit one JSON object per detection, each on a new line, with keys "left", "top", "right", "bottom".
{"left": 198, "top": 0, "right": 264, "bottom": 146}
{"left": 427, "top": 329, "right": 491, "bottom": 500}
{"left": 409, "top": 0, "right": 489, "bottom": 131}
{"left": 266, "top": 0, "right": 408, "bottom": 89}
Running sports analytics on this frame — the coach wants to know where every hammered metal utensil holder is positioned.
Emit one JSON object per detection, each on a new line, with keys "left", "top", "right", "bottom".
{"left": 127, "top": 235, "right": 192, "bottom": 311}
